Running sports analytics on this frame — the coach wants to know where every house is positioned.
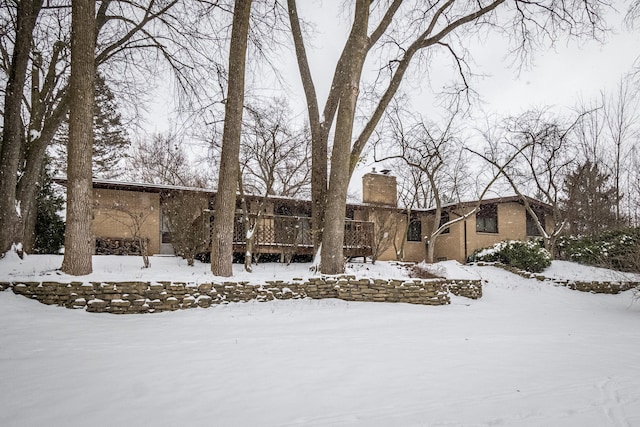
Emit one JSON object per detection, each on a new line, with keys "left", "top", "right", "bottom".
{"left": 54, "top": 173, "right": 553, "bottom": 264}
{"left": 372, "top": 195, "right": 555, "bottom": 263}
{"left": 353, "top": 171, "right": 554, "bottom": 263}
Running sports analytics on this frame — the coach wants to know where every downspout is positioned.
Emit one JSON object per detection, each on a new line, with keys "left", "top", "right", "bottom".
{"left": 464, "top": 219, "right": 468, "bottom": 261}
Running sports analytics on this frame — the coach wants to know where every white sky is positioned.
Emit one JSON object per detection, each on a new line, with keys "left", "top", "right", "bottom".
{"left": 274, "top": 2, "right": 638, "bottom": 117}
{"left": 143, "top": 1, "right": 639, "bottom": 197}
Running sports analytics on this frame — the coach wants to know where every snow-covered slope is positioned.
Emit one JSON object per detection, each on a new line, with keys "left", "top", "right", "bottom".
{"left": 0, "top": 253, "right": 414, "bottom": 284}
{"left": 2, "top": 253, "right": 638, "bottom": 284}
{"left": 0, "top": 257, "right": 639, "bottom": 426}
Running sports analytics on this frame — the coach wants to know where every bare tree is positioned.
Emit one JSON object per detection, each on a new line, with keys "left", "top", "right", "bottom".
{"left": 61, "top": 0, "right": 95, "bottom": 275}
{"left": 0, "top": 0, "right": 43, "bottom": 255}
{"left": 369, "top": 209, "right": 398, "bottom": 264}
{"left": 376, "top": 104, "right": 512, "bottom": 263}
{"left": 210, "top": 0, "right": 253, "bottom": 277}
{"left": 288, "top": 0, "right": 609, "bottom": 274}
{"left": 573, "top": 76, "right": 640, "bottom": 226}
{"left": 391, "top": 139, "right": 433, "bottom": 261}
{"left": 604, "top": 77, "right": 639, "bottom": 223}
{"left": 473, "top": 110, "right": 585, "bottom": 254}
{"left": 101, "top": 199, "right": 154, "bottom": 268}
{"left": 127, "top": 132, "right": 208, "bottom": 187}
{"left": 573, "top": 96, "right": 606, "bottom": 173}
{"left": 209, "top": 97, "right": 311, "bottom": 199}
{"left": 630, "top": 145, "right": 640, "bottom": 226}
{"left": 0, "top": 0, "right": 220, "bottom": 255}
{"left": 236, "top": 170, "right": 267, "bottom": 272}
{"left": 238, "top": 98, "right": 311, "bottom": 198}
{"left": 162, "top": 190, "right": 209, "bottom": 267}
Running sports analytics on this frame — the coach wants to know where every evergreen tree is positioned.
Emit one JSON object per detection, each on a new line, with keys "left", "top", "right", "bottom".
{"left": 53, "top": 73, "right": 130, "bottom": 179}
{"left": 92, "top": 73, "right": 131, "bottom": 177}
{"left": 564, "top": 161, "right": 620, "bottom": 236}
{"left": 33, "top": 163, "right": 65, "bottom": 254}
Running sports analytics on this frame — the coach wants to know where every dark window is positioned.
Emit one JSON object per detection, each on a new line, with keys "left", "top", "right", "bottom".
{"left": 276, "top": 202, "right": 311, "bottom": 218}
{"left": 345, "top": 206, "right": 355, "bottom": 220}
{"left": 439, "top": 211, "right": 450, "bottom": 234}
{"left": 275, "top": 203, "right": 291, "bottom": 216}
{"left": 526, "top": 207, "right": 545, "bottom": 236}
{"left": 476, "top": 204, "right": 498, "bottom": 233}
{"left": 407, "top": 214, "right": 422, "bottom": 241}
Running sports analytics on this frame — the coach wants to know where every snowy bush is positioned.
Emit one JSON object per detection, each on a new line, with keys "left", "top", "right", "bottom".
{"left": 557, "top": 228, "right": 640, "bottom": 272}
{"left": 410, "top": 262, "right": 445, "bottom": 279}
{"left": 469, "top": 240, "right": 551, "bottom": 273}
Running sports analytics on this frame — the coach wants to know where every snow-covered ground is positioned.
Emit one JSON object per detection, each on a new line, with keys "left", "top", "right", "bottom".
{"left": 1, "top": 255, "right": 639, "bottom": 426}
{"left": 0, "top": 252, "right": 418, "bottom": 284}
{"left": 3, "top": 253, "right": 638, "bottom": 284}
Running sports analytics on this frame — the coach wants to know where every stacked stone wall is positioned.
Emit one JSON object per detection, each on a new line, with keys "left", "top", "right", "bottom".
{"left": 553, "top": 280, "right": 638, "bottom": 294}
{"left": 475, "top": 262, "right": 639, "bottom": 295}
{"left": 1, "top": 276, "right": 482, "bottom": 314}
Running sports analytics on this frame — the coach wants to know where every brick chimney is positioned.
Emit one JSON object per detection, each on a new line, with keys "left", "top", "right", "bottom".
{"left": 362, "top": 168, "right": 397, "bottom": 207}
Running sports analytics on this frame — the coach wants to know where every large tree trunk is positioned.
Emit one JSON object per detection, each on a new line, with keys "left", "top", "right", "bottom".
{"left": 0, "top": 0, "right": 42, "bottom": 254}
{"left": 287, "top": 0, "right": 328, "bottom": 255}
{"left": 61, "top": 0, "right": 96, "bottom": 275}
{"left": 19, "top": 171, "right": 42, "bottom": 254}
{"left": 311, "top": 128, "right": 328, "bottom": 254}
{"left": 320, "top": 0, "right": 370, "bottom": 275}
{"left": 16, "top": 115, "right": 68, "bottom": 253}
{"left": 17, "top": 59, "right": 70, "bottom": 253}
{"left": 210, "top": 0, "right": 252, "bottom": 277}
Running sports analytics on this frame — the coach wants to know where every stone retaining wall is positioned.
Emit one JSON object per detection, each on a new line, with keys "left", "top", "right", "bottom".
{"left": 476, "top": 262, "right": 639, "bottom": 295}
{"left": 553, "top": 280, "right": 638, "bottom": 294}
{"left": 2, "top": 276, "right": 482, "bottom": 314}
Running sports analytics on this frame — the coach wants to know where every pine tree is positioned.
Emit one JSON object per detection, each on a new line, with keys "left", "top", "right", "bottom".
{"left": 33, "top": 163, "right": 65, "bottom": 254}
{"left": 53, "top": 73, "right": 130, "bottom": 179}
{"left": 564, "top": 161, "right": 620, "bottom": 236}
{"left": 92, "top": 74, "right": 131, "bottom": 178}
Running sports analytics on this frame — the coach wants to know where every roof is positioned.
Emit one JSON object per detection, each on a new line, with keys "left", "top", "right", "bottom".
{"left": 53, "top": 177, "right": 315, "bottom": 207}
{"left": 53, "top": 177, "right": 552, "bottom": 213}
{"left": 432, "top": 195, "right": 553, "bottom": 213}
{"left": 53, "top": 177, "right": 215, "bottom": 195}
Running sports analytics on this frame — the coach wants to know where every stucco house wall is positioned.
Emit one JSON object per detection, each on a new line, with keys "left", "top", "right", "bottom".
{"left": 420, "top": 201, "right": 555, "bottom": 263}
{"left": 78, "top": 177, "right": 555, "bottom": 265}
{"left": 430, "top": 217, "right": 465, "bottom": 262}
{"left": 93, "top": 188, "right": 161, "bottom": 255}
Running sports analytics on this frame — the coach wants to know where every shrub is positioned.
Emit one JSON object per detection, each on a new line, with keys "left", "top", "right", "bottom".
{"left": 469, "top": 240, "right": 551, "bottom": 273}
{"left": 163, "top": 191, "right": 210, "bottom": 266}
{"left": 557, "top": 228, "right": 640, "bottom": 272}
{"left": 409, "top": 263, "right": 444, "bottom": 279}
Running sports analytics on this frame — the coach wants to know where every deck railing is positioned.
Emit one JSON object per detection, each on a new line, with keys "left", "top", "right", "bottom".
{"left": 228, "top": 213, "right": 373, "bottom": 256}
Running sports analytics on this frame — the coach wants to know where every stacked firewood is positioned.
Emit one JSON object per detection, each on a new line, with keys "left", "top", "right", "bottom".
{"left": 95, "top": 237, "right": 148, "bottom": 255}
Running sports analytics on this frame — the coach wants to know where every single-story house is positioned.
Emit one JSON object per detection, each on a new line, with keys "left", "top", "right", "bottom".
{"left": 54, "top": 172, "right": 553, "bottom": 263}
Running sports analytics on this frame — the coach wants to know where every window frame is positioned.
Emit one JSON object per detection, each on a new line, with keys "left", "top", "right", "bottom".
{"left": 438, "top": 211, "right": 450, "bottom": 234}
{"left": 476, "top": 203, "right": 498, "bottom": 234}
{"left": 526, "top": 206, "right": 545, "bottom": 237}
{"left": 407, "top": 214, "right": 422, "bottom": 242}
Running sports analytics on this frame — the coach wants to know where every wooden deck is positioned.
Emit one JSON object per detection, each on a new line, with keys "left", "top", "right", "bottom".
{"left": 229, "top": 214, "right": 373, "bottom": 258}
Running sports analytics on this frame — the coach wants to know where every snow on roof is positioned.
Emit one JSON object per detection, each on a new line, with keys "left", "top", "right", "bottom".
{"left": 52, "top": 177, "right": 551, "bottom": 213}
{"left": 53, "top": 177, "right": 216, "bottom": 194}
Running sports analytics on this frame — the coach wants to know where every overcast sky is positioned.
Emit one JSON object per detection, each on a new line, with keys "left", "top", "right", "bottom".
{"left": 144, "top": 1, "right": 638, "bottom": 197}
{"left": 285, "top": 2, "right": 637, "bottom": 116}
